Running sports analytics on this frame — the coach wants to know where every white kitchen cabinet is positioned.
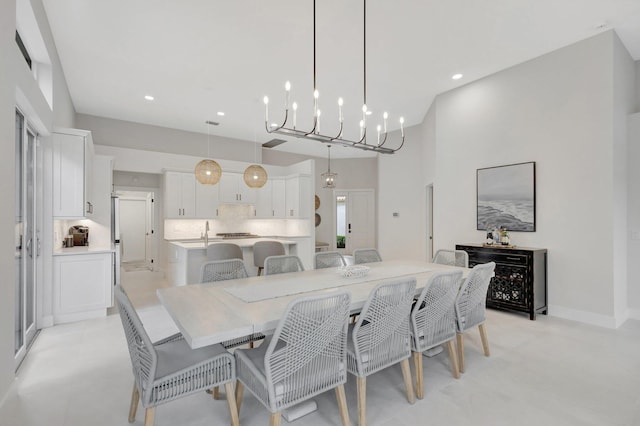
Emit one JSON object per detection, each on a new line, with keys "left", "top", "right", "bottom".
{"left": 195, "top": 180, "right": 220, "bottom": 218}
{"left": 53, "top": 252, "right": 112, "bottom": 324}
{"left": 219, "top": 172, "right": 257, "bottom": 204}
{"left": 52, "top": 129, "right": 94, "bottom": 218}
{"left": 254, "top": 179, "right": 272, "bottom": 218}
{"left": 164, "top": 171, "right": 197, "bottom": 218}
{"left": 285, "top": 175, "right": 312, "bottom": 218}
{"left": 272, "top": 178, "right": 286, "bottom": 218}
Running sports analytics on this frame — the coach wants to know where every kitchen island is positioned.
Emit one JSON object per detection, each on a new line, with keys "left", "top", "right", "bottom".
{"left": 166, "top": 238, "right": 298, "bottom": 286}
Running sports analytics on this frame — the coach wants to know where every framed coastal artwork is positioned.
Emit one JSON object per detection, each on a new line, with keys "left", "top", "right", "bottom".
{"left": 476, "top": 161, "right": 536, "bottom": 232}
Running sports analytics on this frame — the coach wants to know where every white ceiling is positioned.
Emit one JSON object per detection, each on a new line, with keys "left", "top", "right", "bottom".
{"left": 42, "top": 0, "right": 640, "bottom": 159}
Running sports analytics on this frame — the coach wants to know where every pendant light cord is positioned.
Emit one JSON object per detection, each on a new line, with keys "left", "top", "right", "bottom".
{"left": 313, "top": 0, "right": 317, "bottom": 92}
{"left": 363, "top": 0, "right": 366, "bottom": 106}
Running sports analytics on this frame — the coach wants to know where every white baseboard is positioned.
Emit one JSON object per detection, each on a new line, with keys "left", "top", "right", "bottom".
{"left": 627, "top": 309, "right": 640, "bottom": 320}
{"left": 53, "top": 309, "right": 106, "bottom": 324}
{"left": 548, "top": 304, "right": 618, "bottom": 329}
{"left": 41, "top": 315, "right": 54, "bottom": 328}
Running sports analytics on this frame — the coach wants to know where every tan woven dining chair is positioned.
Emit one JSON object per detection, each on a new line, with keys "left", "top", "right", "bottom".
{"left": 115, "top": 285, "right": 239, "bottom": 426}
{"left": 234, "top": 291, "right": 352, "bottom": 426}
{"left": 455, "top": 262, "right": 496, "bottom": 373}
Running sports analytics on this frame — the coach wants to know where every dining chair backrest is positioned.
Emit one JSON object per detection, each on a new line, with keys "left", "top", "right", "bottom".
{"left": 455, "top": 262, "right": 495, "bottom": 332}
{"left": 200, "top": 259, "right": 248, "bottom": 283}
{"left": 349, "top": 278, "right": 416, "bottom": 376}
{"left": 253, "top": 241, "right": 285, "bottom": 269}
{"left": 411, "top": 270, "right": 463, "bottom": 352}
{"left": 433, "top": 249, "right": 469, "bottom": 268}
{"left": 353, "top": 248, "right": 382, "bottom": 264}
{"left": 314, "top": 251, "right": 347, "bottom": 269}
{"left": 264, "top": 255, "right": 305, "bottom": 275}
{"left": 115, "top": 285, "right": 157, "bottom": 406}
{"left": 207, "top": 243, "right": 243, "bottom": 261}
{"left": 263, "top": 291, "right": 351, "bottom": 412}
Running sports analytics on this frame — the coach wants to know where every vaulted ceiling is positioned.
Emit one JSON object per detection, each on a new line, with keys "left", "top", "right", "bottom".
{"left": 42, "top": 0, "right": 640, "bottom": 158}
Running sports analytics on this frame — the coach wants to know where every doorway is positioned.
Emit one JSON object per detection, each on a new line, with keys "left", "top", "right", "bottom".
{"left": 335, "top": 190, "right": 375, "bottom": 255}
{"left": 117, "top": 191, "right": 155, "bottom": 271}
{"left": 14, "top": 109, "right": 40, "bottom": 369}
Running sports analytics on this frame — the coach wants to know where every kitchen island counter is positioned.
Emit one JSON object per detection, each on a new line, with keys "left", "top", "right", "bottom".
{"left": 166, "top": 238, "right": 300, "bottom": 285}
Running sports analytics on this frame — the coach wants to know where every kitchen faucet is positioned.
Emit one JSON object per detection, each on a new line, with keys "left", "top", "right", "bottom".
{"left": 201, "top": 221, "right": 210, "bottom": 247}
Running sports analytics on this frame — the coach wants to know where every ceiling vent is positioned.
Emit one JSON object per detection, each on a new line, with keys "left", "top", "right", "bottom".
{"left": 262, "top": 138, "right": 286, "bottom": 148}
{"left": 205, "top": 120, "right": 219, "bottom": 126}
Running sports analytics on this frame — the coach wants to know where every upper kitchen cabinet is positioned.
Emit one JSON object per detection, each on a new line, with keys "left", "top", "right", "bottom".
{"left": 219, "top": 172, "right": 257, "bottom": 205}
{"left": 52, "top": 129, "right": 95, "bottom": 218}
{"left": 195, "top": 179, "right": 220, "bottom": 218}
{"left": 164, "top": 171, "right": 196, "bottom": 218}
{"left": 255, "top": 177, "right": 286, "bottom": 218}
{"left": 285, "top": 175, "right": 312, "bottom": 218}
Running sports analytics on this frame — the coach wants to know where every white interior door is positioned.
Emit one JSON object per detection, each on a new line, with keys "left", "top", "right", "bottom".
{"left": 120, "top": 199, "right": 146, "bottom": 262}
{"left": 426, "top": 184, "right": 433, "bottom": 261}
{"left": 335, "top": 190, "right": 375, "bottom": 255}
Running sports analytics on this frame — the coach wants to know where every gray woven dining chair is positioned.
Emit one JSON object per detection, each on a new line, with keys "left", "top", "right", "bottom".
{"left": 410, "top": 270, "right": 463, "bottom": 399}
{"left": 115, "top": 286, "right": 239, "bottom": 426}
{"left": 200, "top": 259, "right": 248, "bottom": 283}
{"left": 234, "top": 291, "right": 352, "bottom": 426}
{"left": 432, "top": 249, "right": 469, "bottom": 268}
{"left": 353, "top": 248, "right": 382, "bottom": 264}
{"left": 347, "top": 278, "right": 416, "bottom": 425}
{"left": 207, "top": 242, "right": 243, "bottom": 260}
{"left": 263, "top": 254, "right": 304, "bottom": 275}
{"left": 253, "top": 241, "right": 286, "bottom": 275}
{"left": 314, "top": 251, "right": 347, "bottom": 269}
{"left": 455, "top": 262, "right": 496, "bottom": 373}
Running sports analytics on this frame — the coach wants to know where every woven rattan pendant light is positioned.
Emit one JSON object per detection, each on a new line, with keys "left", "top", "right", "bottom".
{"left": 243, "top": 137, "right": 268, "bottom": 188}
{"left": 195, "top": 121, "right": 222, "bottom": 185}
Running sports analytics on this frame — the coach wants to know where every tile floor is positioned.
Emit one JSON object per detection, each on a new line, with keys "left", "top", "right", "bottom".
{"left": 1, "top": 269, "right": 640, "bottom": 426}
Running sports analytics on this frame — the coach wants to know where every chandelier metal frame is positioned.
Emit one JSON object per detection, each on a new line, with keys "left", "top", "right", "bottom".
{"left": 263, "top": 0, "right": 405, "bottom": 154}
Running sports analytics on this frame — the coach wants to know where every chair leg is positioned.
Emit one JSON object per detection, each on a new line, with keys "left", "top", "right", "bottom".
{"left": 269, "top": 412, "right": 282, "bottom": 426}
{"left": 144, "top": 407, "right": 155, "bottom": 426}
{"left": 235, "top": 380, "right": 245, "bottom": 416}
{"left": 457, "top": 332, "right": 465, "bottom": 373}
{"left": 128, "top": 382, "right": 139, "bottom": 423}
{"left": 357, "top": 376, "right": 366, "bottom": 426}
{"left": 224, "top": 382, "right": 240, "bottom": 426}
{"left": 211, "top": 386, "right": 220, "bottom": 400}
{"left": 400, "top": 358, "right": 415, "bottom": 404}
{"left": 445, "top": 340, "right": 460, "bottom": 379}
{"left": 479, "top": 323, "right": 490, "bottom": 357}
{"left": 258, "top": 267, "right": 263, "bottom": 276}
{"left": 412, "top": 351, "right": 424, "bottom": 400}
{"left": 335, "top": 384, "right": 351, "bottom": 426}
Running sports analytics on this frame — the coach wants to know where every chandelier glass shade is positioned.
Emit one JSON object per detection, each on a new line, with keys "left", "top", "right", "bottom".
{"left": 321, "top": 145, "right": 337, "bottom": 189}
{"left": 262, "top": 0, "right": 405, "bottom": 154}
{"left": 243, "top": 164, "right": 268, "bottom": 188}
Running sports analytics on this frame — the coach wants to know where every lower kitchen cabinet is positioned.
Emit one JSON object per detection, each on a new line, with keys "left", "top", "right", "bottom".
{"left": 53, "top": 252, "right": 113, "bottom": 324}
{"left": 456, "top": 243, "right": 547, "bottom": 320}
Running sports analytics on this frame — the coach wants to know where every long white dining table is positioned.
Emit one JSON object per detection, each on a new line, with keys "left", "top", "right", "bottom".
{"left": 157, "top": 259, "right": 469, "bottom": 349}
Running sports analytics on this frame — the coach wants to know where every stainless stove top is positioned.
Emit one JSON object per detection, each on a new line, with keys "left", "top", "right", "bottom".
{"left": 216, "top": 233, "right": 260, "bottom": 239}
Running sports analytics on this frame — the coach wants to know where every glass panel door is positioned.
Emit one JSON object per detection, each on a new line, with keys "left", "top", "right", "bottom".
{"left": 14, "top": 109, "right": 38, "bottom": 368}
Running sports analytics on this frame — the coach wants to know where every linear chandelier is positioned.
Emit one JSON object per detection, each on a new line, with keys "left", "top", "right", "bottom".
{"left": 262, "top": 0, "right": 405, "bottom": 154}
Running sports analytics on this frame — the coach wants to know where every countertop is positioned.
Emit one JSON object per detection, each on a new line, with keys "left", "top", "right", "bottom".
{"left": 53, "top": 246, "right": 116, "bottom": 256}
{"left": 169, "top": 238, "right": 298, "bottom": 250}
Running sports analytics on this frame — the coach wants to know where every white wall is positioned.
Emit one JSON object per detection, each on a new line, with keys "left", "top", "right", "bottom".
{"left": 402, "top": 31, "right": 631, "bottom": 328}
{"left": 0, "top": 0, "right": 17, "bottom": 403}
{"left": 377, "top": 124, "right": 427, "bottom": 261}
{"left": 627, "top": 114, "right": 640, "bottom": 319}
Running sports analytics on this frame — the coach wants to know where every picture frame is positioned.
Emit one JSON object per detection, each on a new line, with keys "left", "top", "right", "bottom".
{"left": 477, "top": 161, "right": 536, "bottom": 232}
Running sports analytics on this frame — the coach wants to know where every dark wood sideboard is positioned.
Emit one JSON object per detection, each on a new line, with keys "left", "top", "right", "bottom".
{"left": 456, "top": 244, "right": 547, "bottom": 320}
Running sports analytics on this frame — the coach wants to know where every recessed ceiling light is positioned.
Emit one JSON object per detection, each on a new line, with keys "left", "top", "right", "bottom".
{"left": 452, "top": 74, "right": 463, "bottom": 80}
{"left": 365, "top": 111, "right": 372, "bottom": 115}
{"left": 217, "top": 111, "right": 225, "bottom": 116}
{"left": 144, "top": 95, "right": 154, "bottom": 101}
